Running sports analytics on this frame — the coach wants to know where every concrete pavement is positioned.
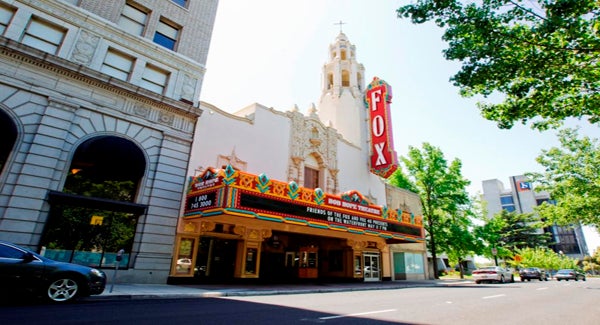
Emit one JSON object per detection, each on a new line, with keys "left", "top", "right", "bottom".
{"left": 86, "top": 279, "right": 473, "bottom": 301}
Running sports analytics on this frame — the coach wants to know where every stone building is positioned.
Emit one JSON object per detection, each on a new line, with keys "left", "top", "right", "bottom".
{"left": 0, "top": 0, "right": 218, "bottom": 283}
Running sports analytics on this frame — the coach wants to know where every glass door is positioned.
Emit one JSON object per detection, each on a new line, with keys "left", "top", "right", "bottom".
{"left": 363, "top": 252, "right": 380, "bottom": 282}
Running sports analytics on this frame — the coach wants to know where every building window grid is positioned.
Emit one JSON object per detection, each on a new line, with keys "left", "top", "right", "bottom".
{"left": 140, "top": 64, "right": 169, "bottom": 94}
{"left": 101, "top": 48, "right": 135, "bottom": 81}
{"left": 0, "top": 4, "right": 15, "bottom": 35}
{"left": 118, "top": 2, "right": 148, "bottom": 36}
{"left": 21, "top": 17, "right": 66, "bottom": 54}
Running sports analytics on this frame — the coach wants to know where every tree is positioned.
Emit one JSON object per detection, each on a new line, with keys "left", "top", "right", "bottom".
{"left": 583, "top": 248, "right": 600, "bottom": 275}
{"left": 389, "top": 143, "right": 470, "bottom": 278}
{"left": 529, "top": 128, "right": 600, "bottom": 228}
{"left": 437, "top": 200, "right": 483, "bottom": 278}
{"left": 397, "top": 0, "right": 600, "bottom": 130}
{"left": 476, "top": 209, "right": 552, "bottom": 263}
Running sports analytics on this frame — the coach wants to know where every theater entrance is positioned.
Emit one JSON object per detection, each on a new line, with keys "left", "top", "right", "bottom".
{"left": 363, "top": 252, "right": 381, "bottom": 282}
{"left": 194, "top": 237, "right": 237, "bottom": 282}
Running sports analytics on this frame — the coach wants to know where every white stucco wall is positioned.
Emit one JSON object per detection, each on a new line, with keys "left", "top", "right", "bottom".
{"left": 190, "top": 102, "right": 291, "bottom": 179}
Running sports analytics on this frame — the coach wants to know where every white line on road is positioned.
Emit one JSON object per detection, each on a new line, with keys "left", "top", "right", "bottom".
{"left": 536, "top": 287, "right": 548, "bottom": 290}
{"left": 319, "top": 309, "right": 397, "bottom": 320}
{"left": 482, "top": 294, "right": 506, "bottom": 299}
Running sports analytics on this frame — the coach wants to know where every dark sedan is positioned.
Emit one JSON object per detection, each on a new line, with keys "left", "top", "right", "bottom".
{"left": 0, "top": 240, "right": 106, "bottom": 303}
{"left": 555, "top": 268, "right": 586, "bottom": 281}
{"left": 519, "top": 267, "right": 549, "bottom": 281}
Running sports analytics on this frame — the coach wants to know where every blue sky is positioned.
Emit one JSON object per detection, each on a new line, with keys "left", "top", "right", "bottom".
{"left": 199, "top": 0, "right": 600, "bottom": 254}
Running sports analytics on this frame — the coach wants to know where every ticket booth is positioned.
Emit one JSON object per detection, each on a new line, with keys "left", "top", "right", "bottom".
{"left": 298, "top": 246, "right": 318, "bottom": 278}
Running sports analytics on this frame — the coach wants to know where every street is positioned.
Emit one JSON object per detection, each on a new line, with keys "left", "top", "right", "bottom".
{"left": 1, "top": 278, "right": 598, "bottom": 324}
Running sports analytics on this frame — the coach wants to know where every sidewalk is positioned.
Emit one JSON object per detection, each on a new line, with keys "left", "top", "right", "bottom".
{"left": 86, "top": 279, "right": 473, "bottom": 301}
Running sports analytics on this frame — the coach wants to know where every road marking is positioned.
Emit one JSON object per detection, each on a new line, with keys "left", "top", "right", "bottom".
{"left": 319, "top": 309, "right": 397, "bottom": 320}
{"left": 536, "top": 287, "right": 548, "bottom": 291}
{"left": 482, "top": 294, "right": 506, "bottom": 299}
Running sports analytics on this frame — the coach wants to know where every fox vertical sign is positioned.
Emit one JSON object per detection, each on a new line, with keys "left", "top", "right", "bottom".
{"left": 365, "top": 77, "right": 398, "bottom": 178}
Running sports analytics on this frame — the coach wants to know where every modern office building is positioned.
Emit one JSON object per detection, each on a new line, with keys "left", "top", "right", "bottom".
{"left": 0, "top": 0, "right": 218, "bottom": 283}
{"left": 169, "top": 32, "right": 427, "bottom": 283}
{"left": 482, "top": 175, "right": 588, "bottom": 259}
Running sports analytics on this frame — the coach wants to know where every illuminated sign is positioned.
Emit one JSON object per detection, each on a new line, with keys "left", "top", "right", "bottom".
{"left": 364, "top": 77, "right": 398, "bottom": 178}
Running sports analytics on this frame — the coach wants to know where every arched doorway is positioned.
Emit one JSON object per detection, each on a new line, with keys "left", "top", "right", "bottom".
{"left": 41, "top": 136, "right": 148, "bottom": 269}
{"left": 0, "top": 109, "right": 17, "bottom": 174}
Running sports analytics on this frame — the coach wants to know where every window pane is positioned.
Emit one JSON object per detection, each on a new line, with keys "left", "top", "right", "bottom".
{"left": 0, "top": 4, "right": 15, "bottom": 35}
{"left": 101, "top": 49, "right": 134, "bottom": 81}
{"left": 118, "top": 4, "right": 147, "bottom": 36}
{"left": 171, "top": 0, "right": 187, "bottom": 7}
{"left": 141, "top": 65, "right": 168, "bottom": 94}
{"left": 22, "top": 18, "right": 65, "bottom": 54}
{"left": 156, "top": 21, "right": 178, "bottom": 38}
{"left": 118, "top": 17, "right": 144, "bottom": 36}
{"left": 500, "top": 196, "right": 514, "bottom": 204}
{"left": 153, "top": 32, "right": 176, "bottom": 50}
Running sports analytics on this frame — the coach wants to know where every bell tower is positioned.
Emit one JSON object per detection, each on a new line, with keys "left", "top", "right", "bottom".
{"left": 317, "top": 32, "right": 367, "bottom": 148}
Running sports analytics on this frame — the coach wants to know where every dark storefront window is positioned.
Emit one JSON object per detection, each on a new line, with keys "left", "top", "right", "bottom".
{"left": 42, "top": 136, "right": 146, "bottom": 269}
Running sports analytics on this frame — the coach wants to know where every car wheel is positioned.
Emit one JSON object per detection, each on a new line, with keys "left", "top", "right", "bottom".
{"left": 475, "top": 280, "right": 481, "bottom": 284}
{"left": 47, "top": 277, "right": 80, "bottom": 303}
{"left": 500, "top": 275, "right": 505, "bottom": 283}
{"left": 521, "top": 278, "right": 525, "bottom": 282}
{"left": 511, "top": 275, "right": 515, "bottom": 283}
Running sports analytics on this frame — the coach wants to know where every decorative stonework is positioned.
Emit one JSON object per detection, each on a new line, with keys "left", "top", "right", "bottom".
{"left": 71, "top": 30, "right": 100, "bottom": 66}
{"left": 287, "top": 110, "right": 339, "bottom": 193}
{"left": 133, "top": 104, "right": 150, "bottom": 118}
{"left": 181, "top": 74, "right": 197, "bottom": 101}
{"left": 159, "top": 112, "right": 174, "bottom": 125}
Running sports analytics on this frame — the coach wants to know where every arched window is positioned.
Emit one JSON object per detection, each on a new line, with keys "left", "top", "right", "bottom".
{"left": 0, "top": 110, "right": 17, "bottom": 175}
{"left": 42, "top": 136, "right": 147, "bottom": 269}
{"left": 327, "top": 73, "right": 333, "bottom": 90}
{"left": 342, "top": 70, "right": 350, "bottom": 87}
{"left": 341, "top": 49, "right": 347, "bottom": 60}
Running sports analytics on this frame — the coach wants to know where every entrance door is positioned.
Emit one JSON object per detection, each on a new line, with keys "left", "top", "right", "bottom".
{"left": 363, "top": 252, "right": 380, "bottom": 282}
{"left": 195, "top": 237, "right": 237, "bottom": 282}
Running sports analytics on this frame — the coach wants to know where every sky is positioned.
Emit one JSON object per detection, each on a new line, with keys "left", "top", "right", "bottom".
{"left": 199, "top": 0, "right": 600, "bottom": 254}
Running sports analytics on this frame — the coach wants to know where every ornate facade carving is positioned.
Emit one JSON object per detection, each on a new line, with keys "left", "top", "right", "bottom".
{"left": 71, "top": 30, "right": 100, "bottom": 66}
{"left": 287, "top": 110, "right": 339, "bottom": 193}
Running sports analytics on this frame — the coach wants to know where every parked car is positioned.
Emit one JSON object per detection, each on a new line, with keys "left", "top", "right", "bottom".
{"left": 555, "top": 268, "right": 586, "bottom": 281}
{"left": 519, "top": 267, "right": 549, "bottom": 281}
{"left": 0, "top": 240, "right": 106, "bottom": 303}
{"left": 472, "top": 266, "right": 515, "bottom": 284}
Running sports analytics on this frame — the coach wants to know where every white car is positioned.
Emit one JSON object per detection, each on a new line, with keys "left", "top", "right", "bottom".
{"left": 472, "top": 266, "right": 515, "bottom": 284}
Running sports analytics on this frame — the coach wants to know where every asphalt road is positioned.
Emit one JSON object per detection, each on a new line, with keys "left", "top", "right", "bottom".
{"left": 1, "top": 278, "right": 598, "bottom": 325}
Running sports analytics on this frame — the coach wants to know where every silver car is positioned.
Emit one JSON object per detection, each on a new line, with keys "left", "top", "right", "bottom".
{"left": 472, "top": 266, "right": 515, "bottom": 284}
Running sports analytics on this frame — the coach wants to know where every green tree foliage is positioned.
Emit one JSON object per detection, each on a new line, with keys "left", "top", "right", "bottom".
{"left": 437, "top": 199, "right": 483, "bottom": 278}
{"left": 397, "top": 0, "right": 600, "bottom": 130}
{"left": 529, "top": 128, "right": 600, "bottom": 228}
{"left": 389, "top": 143, "right": 470, "bottom": 278}
{"left": 43, "top": 174, "right": 138, "bottom": 259}
{"left": 583, "top": 248, "right": 600, "bottom": 274}
{"left": 476, "top": 209, "right": 552, "bottom": 261}
{"left": 515, "top": 247, "right": 578, "bottom": 271}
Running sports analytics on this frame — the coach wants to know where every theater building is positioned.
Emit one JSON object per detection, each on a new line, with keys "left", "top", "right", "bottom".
{"left": 169, "top": 32, "right": 427, "bottom": 283}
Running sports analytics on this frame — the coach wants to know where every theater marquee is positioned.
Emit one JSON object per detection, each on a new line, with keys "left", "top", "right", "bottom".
{"left": 364, "top": 77, "right": 398, "bottom": 178}
{"left": 183, "top": 166, "right": 424, "bottom": 243}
